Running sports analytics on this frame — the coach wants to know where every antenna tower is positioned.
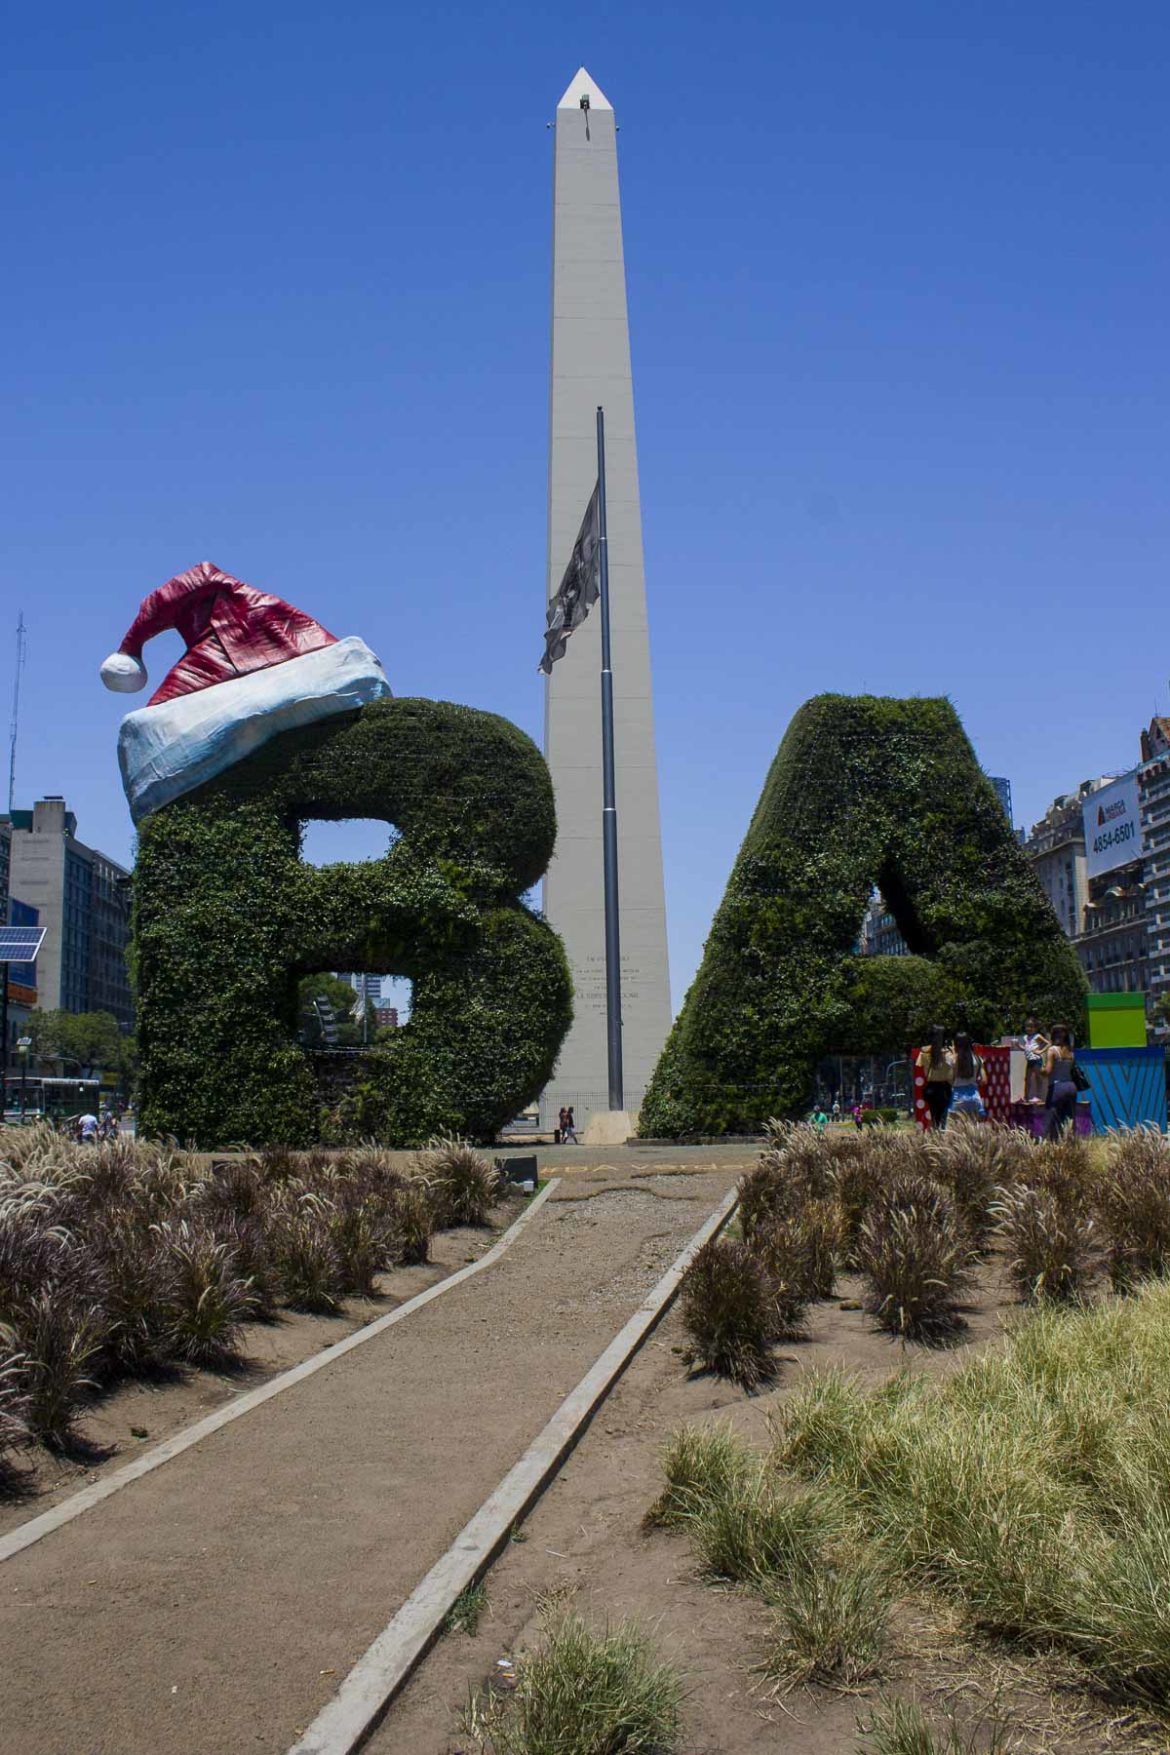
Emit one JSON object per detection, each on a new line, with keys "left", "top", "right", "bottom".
{"left": 8, "top": 612, "right": 26, "bottom": 816}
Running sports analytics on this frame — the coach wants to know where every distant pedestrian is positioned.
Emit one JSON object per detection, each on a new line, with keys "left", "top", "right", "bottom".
{"left": 77, "top": 1110, "right": 100, "bottom": 1144}
{"left": 1043, "top": 1025, "right": 1079, "bottom": 1139}
{"left": 852, "top": 1103, "right": 864, "bottom": 1131}
{"left": 918, "top": 1024, "right": 954, "bottom": 1131}
{"left": 831, "top": 1099, "right": 841, "bottom": 1123}
{"left": 950, "top": 1034, "right": 986, "bottom": 1121}
{"left": 810, "top": 1107, "right": 828, "bottom": 1134}
{"left": 562, "top": 1105, "right": 578, "bottom": 1144}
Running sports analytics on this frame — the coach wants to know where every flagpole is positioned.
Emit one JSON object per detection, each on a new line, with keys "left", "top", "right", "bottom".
{"left": 596, "top": 405, "right": 624, "bottom": 1111}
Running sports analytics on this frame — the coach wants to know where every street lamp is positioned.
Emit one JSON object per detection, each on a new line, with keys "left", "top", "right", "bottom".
{"left": 16, "top": 1037, "right": 30, "bottom": 1120}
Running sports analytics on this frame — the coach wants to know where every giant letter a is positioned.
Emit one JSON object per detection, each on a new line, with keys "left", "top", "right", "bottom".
{"left": 640, "top": 695, "right": 1086, "bottom": 1136}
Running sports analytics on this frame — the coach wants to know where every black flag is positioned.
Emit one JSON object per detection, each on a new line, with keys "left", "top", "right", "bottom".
{"left": 539, "top": 483, "right": 601, "bottom": 674}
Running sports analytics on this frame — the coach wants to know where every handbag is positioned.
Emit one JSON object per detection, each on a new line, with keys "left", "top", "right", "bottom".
{"left": 1071, "top": 1061, "right": 1090, "bottom": 1093}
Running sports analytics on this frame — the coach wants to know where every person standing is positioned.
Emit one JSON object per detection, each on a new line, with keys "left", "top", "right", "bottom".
{"left": 77, "top": 1110, "right": 100, "bottom": 1144}
{"left": 949, "top": 1034, "right": 986, "bottom": 1121}
{"left": 1022, "top": 1016, "right": 1049, "bottom": 1106}
{"left": 562, "top": 1106, "right": 579, "bottom": 1144}
{"left": 918, "top": 1024, "right": 954, "bottom": 1131}
{"left": 1043, "top": 1026, "right": 1079, "bottom": 1139}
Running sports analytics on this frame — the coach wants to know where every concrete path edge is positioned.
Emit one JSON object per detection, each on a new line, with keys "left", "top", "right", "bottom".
{"left": 287, "top": 1183, "right": 739, "bottom": 1755}
{"left": 0, "top": 1179, "right": 560, "bottom": 1567}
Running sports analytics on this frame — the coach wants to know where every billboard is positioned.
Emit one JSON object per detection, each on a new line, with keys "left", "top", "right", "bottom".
{"left": 1084, "top": 773, "right": 1142, "bottom": 879}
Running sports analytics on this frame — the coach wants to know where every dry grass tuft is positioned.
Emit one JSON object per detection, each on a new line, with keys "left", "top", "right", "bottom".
{"left": 856, "top": 1696, "right": 1009, "bottom": 1754}
{"left": 993, "top": 1182, "right": 1095, "bottom": 1304}
{"left": 1096, "top": 1128, "right": 1170, "bottom": 1294}
{"left": 856, "top": 1176, "right": 975, "bottom": 1338}
{"left": 415, "top": 1135, "right": 503, "bottom": 1229}
{"left": 461, "top": 1611, "right": 684, "bottom": 1755}
{"left": 646, "top": 1421, "right": 754, "bottom": 1528}
{"left": 772, "top": 1281, "right": 1170, "bottom": 1706}
{"left": 679, "top": 1237, "right": 777, "bottom": 1389}
{"left": 0, "top": 1128, "right": 503, "bottom": 1479}
{"left": 763, "top": 1552, "right": 892, "bottom": 1690}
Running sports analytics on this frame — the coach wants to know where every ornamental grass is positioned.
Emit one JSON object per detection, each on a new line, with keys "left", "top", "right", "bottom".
{"left": 855, "top": 1175, "right": 976, "bottom": 1339}
{"left": 679, "top": 1237, "right": 778, "bottom": 1389}
{"left": 993, "top": 1181, "right": 1095, "bottom": 1305}
{"left": 462, "top": 1611, "right": 684, "bottom": 1755}
{"left": 415, "top": 1134, "right": 503, "bottom": 1228}
{"left": 1095, "top": 1126, "right": 1170, "bottom": 1293}
{"left": 771, "top": 1281, "right": 1170, "bottom": 1705}
{"left": 649, "top": 1416, "right": 889, "bottom": 1687}
{"left": 857, "top": 1697, "right": 1009, "bottom": 1755}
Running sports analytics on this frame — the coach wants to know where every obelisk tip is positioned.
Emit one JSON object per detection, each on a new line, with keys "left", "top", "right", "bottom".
{"left": 557, "top": 67, "right": 612, "bottom": 111}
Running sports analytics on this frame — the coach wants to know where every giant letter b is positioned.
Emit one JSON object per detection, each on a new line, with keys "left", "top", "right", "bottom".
{"left": 133, "top": 698, "right": 572, "bottom": 1147}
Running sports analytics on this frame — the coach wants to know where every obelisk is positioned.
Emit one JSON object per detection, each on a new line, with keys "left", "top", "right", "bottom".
{"left": 543, "top": 67, "right": 672, "bottom": 1130}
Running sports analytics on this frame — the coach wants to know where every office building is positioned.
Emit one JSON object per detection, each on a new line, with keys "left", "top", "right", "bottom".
{"left": 1022, "top": 779, "right": 1113, "bottom": 939}
{"left": 859, "top": 892, "right": 907, "bottom": 957}
{"left": 988, "top": 775, "right": 1013, "bottom": 824}
{"left": 2, "top": 797, "right": 133, "bottom": 1032}
{"left": 1140, "top": 717, "right": 1170, "bottom": 1029}
{"left": 344, "top": 973, "right": 383, "bottom": 1012}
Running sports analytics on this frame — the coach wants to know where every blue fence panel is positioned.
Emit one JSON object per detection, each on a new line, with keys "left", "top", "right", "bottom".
{"left": 1077, "top": 1047, "right": 1167, "bottom": 1133}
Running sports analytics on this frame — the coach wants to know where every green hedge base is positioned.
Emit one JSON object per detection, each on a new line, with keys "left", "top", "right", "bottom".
{"left": 133, "top": 697, "right": 572, "bottom": 1148}
{"left": 640, "top": 694, "right": 1086, "bottom": 1137}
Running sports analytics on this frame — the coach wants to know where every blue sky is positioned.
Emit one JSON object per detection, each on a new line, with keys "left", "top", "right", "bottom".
{"left": 5, "top": 3, "right": 1169, "bottom": 1011}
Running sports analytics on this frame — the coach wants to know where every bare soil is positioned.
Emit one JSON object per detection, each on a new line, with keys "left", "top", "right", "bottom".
{"left": 0, "top": 1167, "right": 737, "bottom": 1755}
{"left": 372, "top": 1252, "right": 1168, "bottom": 1755}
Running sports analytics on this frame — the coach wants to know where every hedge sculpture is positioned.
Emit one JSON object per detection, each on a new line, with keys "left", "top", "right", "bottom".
{"left": 640, "top": 694, "right": 1086, "bottom": 1136}
{"left": 134, "top": 697, "right": 573, "bottom": 1147}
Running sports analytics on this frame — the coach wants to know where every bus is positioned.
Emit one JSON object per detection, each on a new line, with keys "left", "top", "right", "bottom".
{"left": 4, "top": 1075, "right": 101, "bottom": 1124}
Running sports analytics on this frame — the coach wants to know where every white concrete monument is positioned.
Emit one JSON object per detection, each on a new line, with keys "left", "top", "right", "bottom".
{"left": 543, "top": 68, "right": 672, "bottom": 1129}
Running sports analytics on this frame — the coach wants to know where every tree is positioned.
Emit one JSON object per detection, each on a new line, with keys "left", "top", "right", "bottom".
{"left": 25, "top": 1010, "right": 127, "bottom": 1079}
{"left": 297, "top": 974, "right": 361, "bottom": 1047}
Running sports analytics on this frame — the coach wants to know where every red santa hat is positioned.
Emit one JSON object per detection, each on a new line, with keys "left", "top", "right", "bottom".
{"left": 101, "top": 564, "right": 391, "bottom": 821}
{"left": 100, "top": 562, "right": 337, "bottom": 707}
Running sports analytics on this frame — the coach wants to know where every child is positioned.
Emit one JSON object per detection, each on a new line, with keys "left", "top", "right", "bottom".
{"left": 1022, "top": 1017, "right": 1049, "bottom": 1105}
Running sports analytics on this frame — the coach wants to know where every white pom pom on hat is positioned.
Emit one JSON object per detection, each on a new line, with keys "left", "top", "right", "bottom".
{"left": 101, "top": 652, "right": 148, "bottom": 693}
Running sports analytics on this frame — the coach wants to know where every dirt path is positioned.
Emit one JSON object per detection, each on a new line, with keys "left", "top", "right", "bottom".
{"left": 1, "top": 1169, "right": 737, "bottom": 1755}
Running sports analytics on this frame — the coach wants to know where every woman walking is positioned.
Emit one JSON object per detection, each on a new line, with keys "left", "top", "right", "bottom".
{"left": 919, "top": 1024, "right": 954, "bottom": 1131}
{"left": 950, "top": 1033, "right": 986, "bottom": 1121}
{"left": 1043, "top": 1025, "right": 1079, "bottom": 1139}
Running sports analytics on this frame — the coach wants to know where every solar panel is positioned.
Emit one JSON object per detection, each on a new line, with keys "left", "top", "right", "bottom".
{"left": 0, "top": 926, "right": 46, "bottom": 962}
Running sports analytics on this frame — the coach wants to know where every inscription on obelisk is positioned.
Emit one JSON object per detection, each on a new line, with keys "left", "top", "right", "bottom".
{"left": 542, "top": 68, "right": 672, "bottom": 1127}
